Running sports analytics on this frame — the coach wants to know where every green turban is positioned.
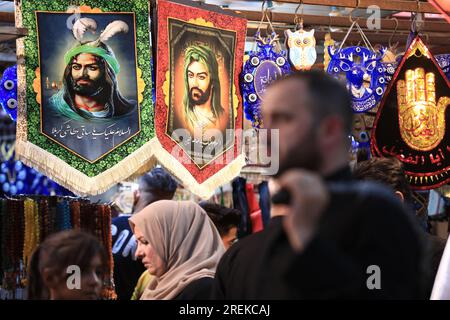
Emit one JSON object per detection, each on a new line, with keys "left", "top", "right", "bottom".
{"left": 64, "top": 43, "right": 120, "bottom": 75}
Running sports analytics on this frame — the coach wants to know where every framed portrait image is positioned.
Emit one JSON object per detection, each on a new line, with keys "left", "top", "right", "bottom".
{"left": 154, "top": 0, "right": 247, "bottom": 198}
{"left": 16, "top": 0, "right": 155, "bottom": 195}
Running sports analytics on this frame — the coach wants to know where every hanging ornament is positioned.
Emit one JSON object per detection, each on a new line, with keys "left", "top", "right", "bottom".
{"left": 242, "top": 32, "right": 290, "bottom": 128}
{"left": 328, "top": 46, "right": 386, "bottom": 113}
{"left": 435, "top": 54, "right": 450, "bottom": 80}
{"left": 327, "top": 21, "right": 386, "bottom": 113}
{"left": 323, "top": 32, "right": 335, "bottom": 71}
{"left": 372, "top": 36, "right": 450, "bottom": 190}
{"left": 285, "top": 28, "right": 317, "bottom": 71}
{"left": 285, "top": 2, "right": 317, "bottom": 71}
{"left": 241, "top": 4, "right": 290, "bottom": 128}
{"left": 0, "top": 65, "right": 18, "bottom": 122}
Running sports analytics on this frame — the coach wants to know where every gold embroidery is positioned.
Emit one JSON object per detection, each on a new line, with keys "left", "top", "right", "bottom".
{"left": 397, "top": 67, "right": 450, "bottom": 151}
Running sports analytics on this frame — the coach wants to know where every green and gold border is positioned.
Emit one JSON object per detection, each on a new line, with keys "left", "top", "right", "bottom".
{"left": 19, "top": 0, "right": 153, "bottom": 177}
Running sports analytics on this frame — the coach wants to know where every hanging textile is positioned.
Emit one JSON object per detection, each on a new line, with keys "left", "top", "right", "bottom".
{"left": 372, "top": 36, "right": 450, "bottom": 190}
{"left": 258, "top": 181, "right": 271, "bottom": 228}
{"left": 15, "top": 0, "right": 155, "bottom": 195}
{"left": 232, "top": 177, "right": 252, "bottom": 238}
{"left": 153, "top": 0, "right": 247, "bottom": 199}
{"left": 246, "top": 184, "right": 263, "bottom": 234}
{"left": 0, "top": 196, "right": 115, "bottom": 299}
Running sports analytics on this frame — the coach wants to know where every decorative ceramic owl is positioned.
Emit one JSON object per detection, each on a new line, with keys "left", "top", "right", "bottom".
{"left": 285, "top": 29, "right": 317, "bottom": 70}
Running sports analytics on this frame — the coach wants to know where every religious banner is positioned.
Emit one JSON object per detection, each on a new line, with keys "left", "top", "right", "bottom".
{"left": 153, "top": 0, "right": 246, "bottom": 199}
{"left": 372, "top": 36, "right": 450, "bottom": 190}
{"left": 15, "top": 0, "right": 155, "bottom": 195}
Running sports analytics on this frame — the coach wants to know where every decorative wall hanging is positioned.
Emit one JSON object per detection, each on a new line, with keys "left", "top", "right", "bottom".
{"left": 327, "top": 21, "right": 386, "bottom": 113}
{"left": 153, "top": 0, "right": 247, "bottom": 199}
{"left": 241, "top": 6, "right": 290, "bottom": 128}
{"left": 372, "top": 36, "right": 450, "bottom": 190}
{"left": 15, "top": 0, "right": 155, "bottom": 195}
{"left": 0, "top": 65, "right": 18, "bottom": 122}
{"left": 435, "top": 54, "right": 450, "bottom": 80}
{"left": 323, "top": 32, "right": 335, "bottom": 71}
{"left": 285, "top": 2, "right": 317, "bottom": 71}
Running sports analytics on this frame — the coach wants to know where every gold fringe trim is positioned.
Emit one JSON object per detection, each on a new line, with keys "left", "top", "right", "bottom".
{"left": 16, "top": 136, "right": 245, "bottom": 198}
{"left": 151, "top": 139, "right": 246, "bottom": 199}
{"left": 15, "top": 138, "right": 158, "bottom": 196}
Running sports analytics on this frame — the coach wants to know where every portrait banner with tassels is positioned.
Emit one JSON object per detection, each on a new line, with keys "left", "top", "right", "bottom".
{"left": 15, "top": 0, "right": 156, "bottom": 195}
{"left": 153, "top": 0, "right": 247, "bottom": 199}
{"left": 372, "top": 36, "right": 450, "bottom": 190}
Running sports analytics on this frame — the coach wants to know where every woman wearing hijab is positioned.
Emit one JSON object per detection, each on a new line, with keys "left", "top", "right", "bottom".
{"left": 129, "top": 200, "right": 225, "bottom": 300}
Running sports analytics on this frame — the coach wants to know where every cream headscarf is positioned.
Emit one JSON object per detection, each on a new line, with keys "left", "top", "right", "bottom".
{"left": 129, "top": 200, "right": 225, "bottom": 300}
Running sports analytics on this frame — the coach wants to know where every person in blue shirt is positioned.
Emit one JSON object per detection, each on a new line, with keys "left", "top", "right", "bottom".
{"left": 111, "top": 167, "right": 177, "bottom": 300}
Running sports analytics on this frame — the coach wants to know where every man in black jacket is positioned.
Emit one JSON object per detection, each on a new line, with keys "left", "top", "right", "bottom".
{"left": 212, "top": 71, "right": 425, "bottom": 299}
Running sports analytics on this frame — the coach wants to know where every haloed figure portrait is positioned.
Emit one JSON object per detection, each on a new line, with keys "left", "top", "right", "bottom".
{"left": 168, "top": 19, "right": 236, "bottom": 167}
{"left": 37, "top": 12, "right": 140, "bottom": 162}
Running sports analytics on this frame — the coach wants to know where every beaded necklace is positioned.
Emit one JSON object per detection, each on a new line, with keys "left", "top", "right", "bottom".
{"left": 70, "top": 201, "right": 81, "bottom": 230}
{"left": 22, "top": 199, "right": 34, "bottom": 269}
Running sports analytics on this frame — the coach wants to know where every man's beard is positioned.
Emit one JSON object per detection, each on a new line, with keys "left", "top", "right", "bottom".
{"left": 275, "top": 129, "right": 322, "bottom": 177}
{"left": 189, "top": 84, "right": 212, "bottom": 106}
{"left": 70, "top": 76, "right": 105, "bottom": 97}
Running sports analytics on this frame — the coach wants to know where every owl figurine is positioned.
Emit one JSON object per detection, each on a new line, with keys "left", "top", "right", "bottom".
{"left": 285, "top": 29, "right": 317, "bottom": 70}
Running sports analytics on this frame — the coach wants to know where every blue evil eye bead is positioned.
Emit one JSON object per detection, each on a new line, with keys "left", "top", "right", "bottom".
{"left": 359, "top": 131, "right": 369, "bottom": 142}
{"left": 9, "top": 185, "right": 17, "bottom": 195}
{"left": 4, "top": 80, "right": 14, "bottom": 90}
{"left": 16, "top": 180, "right": 24, "bottom": 191}
{"left": 251, "top": 57, "right": 260, "bottom": 66}
{"left": 3, "top": 183, "right": 10, "bottom": 193}
{"left": 333, "top": 67, "right": 339, "bottom": 73}
{"left": 7, "top": 98, "right": 17, "bottom": 109}
{"left": 379, "top": 77, "right": 385, "bottom": 84}
{"left": 376, "top": 87, "right": 383, "bottom": 95}
{"left": 248, "top": 94, "right": 258, "bottom": 103}
{"left": 0, "top": 173, "right": 6, "bottom": 183}
{"left": 356, "top": 47, "right": 361, "bottom": 53}
{"left": 244, "top": 73, "right": 253, "bottom": 83}
{"left": 17, "top": 170, "right": 26, "bottom": 180}
{"left": 14, "top": 161, "right": 23, "bottom": 171}
{"left": 276, "top": 57, "right": 286, "bottom": 66}
{"left": 378, "top": 67, "right": 383, "bottom": 73}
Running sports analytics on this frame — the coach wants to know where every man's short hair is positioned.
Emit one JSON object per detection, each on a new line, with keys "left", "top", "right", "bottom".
{"left": 199, "top": 202, "right": 241, "bottom": 237}
{"left": 139, "top": 167, "right": 178, "bottom": 196}
{"left": 353, "top": 157, "right": 413, "bottom": 203}
{"left": 272, "top": 70, "right": 353, "bottom": 135}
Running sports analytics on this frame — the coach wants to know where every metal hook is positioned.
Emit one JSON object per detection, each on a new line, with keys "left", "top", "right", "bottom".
{"left": 349, "top": 0, "right": 360, "bottom": 24}
{"left": 388, "top": 17, "right": 399, "bottom": 49}
{"left": 294, "top": 0, "right": 304, "bottom": 29}
{"left": 261, "top": 0, "right": 267, "bottom": 12}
